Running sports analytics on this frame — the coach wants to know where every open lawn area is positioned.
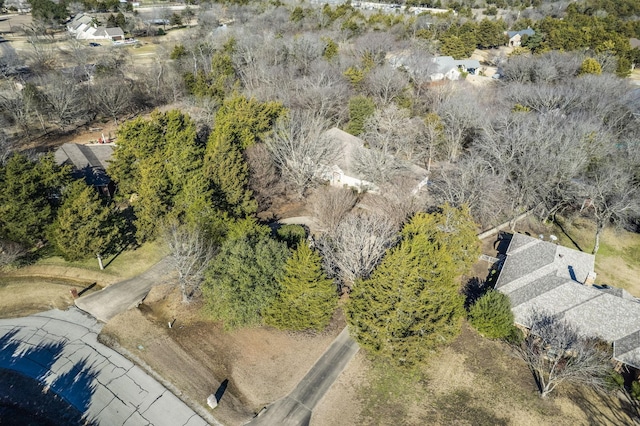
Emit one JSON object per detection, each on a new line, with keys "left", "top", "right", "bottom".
{"left": 4, "top": 240, "right": 168, "bottom": 287}
{"left": 314, "top": 323, "right": 640, "bottom": 425}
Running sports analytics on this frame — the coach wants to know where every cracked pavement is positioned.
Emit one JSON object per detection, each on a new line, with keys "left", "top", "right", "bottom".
{"left": 0, "top": 308, "right": 209, "bottom": 426}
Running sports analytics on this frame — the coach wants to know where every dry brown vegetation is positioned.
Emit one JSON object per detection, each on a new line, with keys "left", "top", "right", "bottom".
{"left": 101, "top": 283, "right": 345, "bottom": 426}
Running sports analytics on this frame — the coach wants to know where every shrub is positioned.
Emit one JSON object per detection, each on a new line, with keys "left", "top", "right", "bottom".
{"left": 468, "top": 290, "right": 516, "bottom": 340}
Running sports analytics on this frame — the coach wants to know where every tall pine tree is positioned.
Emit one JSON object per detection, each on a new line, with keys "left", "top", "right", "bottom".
{"left": 347, "top": 205, "right": 479, "bottom": 366}
{"left": 264, "top": 243, "right": 337, "bottom": 331}
{"left": 203, "top": 96, "right": 284, "bottom": 218}
{"left": 49, "top": 180, "right": 122, "bottom": 261}
{"left": 0, "top": 154, "right": 70, "bottom": 246}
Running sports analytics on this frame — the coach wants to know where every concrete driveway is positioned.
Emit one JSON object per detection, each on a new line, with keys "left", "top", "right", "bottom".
{"left": 75, "top": 259, "right": 175, "bottom": 322}
{"left": 0, "top": 308, "right": 209, "bottom": 426}
{"left": 247, "top": 327, "right": 359, "bottom": 426}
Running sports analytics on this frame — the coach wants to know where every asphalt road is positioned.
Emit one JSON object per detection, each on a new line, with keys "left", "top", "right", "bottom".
{"left": 0, "top": 308, "right": 209, "bottom": 426}
{"left": 247, "top": 327, "right": 360, "bottom": 426}
{"left": 75, "top": 259, "right": 175, "bottom": 322}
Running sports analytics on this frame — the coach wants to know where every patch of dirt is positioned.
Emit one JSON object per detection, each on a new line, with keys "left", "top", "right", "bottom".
{"left": 311, "top": 350, "right": 366, "bottom": 425}
{"left": 101, "top": 285, "right": 345, "bottom": 425}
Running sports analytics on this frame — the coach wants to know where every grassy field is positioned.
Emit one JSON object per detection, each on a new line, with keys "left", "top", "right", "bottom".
{"left": 312, "top": 323, "right": 639, "bottom": 425}
{"left": 536, "top": 216, "right": 640, "bottom": 297}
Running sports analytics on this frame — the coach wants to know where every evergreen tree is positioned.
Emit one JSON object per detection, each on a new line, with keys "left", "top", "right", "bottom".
{"left": 49, "top": 180, "right": 122, "bottom": 261}
{"left": 468, "top": 290, "right": 516, "bottom": 340}
{"left": 579, "top": 58, "right": 602, "bottom": 75}
{"left": 0, "top": 154, "right": 70, "bottom": 246}
{"left": 346, "top": 96, "right": 375, "bottom": 136}
{"left": 203, "top": 96, "right": 284, "bottom": 218}
{"left": 347, "top": 205, "right": 479, "bottom": 366}
{"left": 205, "top": 129, "right": 257, "bottom": 218}
{"left": 264, "top": 244, "right": 337, "bottom": 331}
{"left": 108, "top": 110, "right": 205, "bottom": 241}
{"left": 203, "top": 233, "right": 289, "bottom": 329}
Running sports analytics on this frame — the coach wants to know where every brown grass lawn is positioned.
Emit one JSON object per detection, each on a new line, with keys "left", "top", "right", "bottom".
{"left": 0, "top": 277, "right": 99, "bottom": 318}
{"left": 314, "top": 323, "right": 640, "bottom": 426}
{"left": 101, "top": 283, "right": 345, "bottom": 426}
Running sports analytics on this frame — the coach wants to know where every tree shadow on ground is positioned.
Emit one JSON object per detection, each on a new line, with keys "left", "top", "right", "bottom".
{"left": 568, "top": 387, "right": 640, "bottom": 425}
{"left": 462, "top": 277, "right": 488, "bottom": 309}
{"left": 215, "top": 379, "right": 229, "bottom": 402}
{"left": 0, "top": 327, "right": 99, "bottom": 425}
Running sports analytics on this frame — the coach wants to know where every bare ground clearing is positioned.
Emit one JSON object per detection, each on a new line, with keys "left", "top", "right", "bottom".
{"left": 101, "top": 283, "right": 345, "bottom": 426}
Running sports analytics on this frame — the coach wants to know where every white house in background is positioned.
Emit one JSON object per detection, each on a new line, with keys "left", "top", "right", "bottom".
{"left": 321, "top": 128, "right": 379, "bottom": 193}
{"left": 430, "top": 56, "right": 481, "bottom": 81}
{"left": 320, "top": 128, "right": 429, "bottom": 194}
{"left": 506, "top": 28, "right": 535, "bottom": 47}
{"left": 67, "top": 14, "right": 125, "bottom": 42}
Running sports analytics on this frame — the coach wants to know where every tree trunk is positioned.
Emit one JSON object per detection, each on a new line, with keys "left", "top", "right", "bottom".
{"left": 592, "top": 222, "right": 604, "bottom": 255}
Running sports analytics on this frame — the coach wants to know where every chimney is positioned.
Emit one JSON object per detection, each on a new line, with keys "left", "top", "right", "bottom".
{"left": 584, "top": 271, "right": 597, "bottom": 286}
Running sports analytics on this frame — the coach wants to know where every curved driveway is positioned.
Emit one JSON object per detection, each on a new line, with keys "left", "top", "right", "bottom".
{"left": 75, "top": 259, "right": 175, "bottom": 323}
{"left": 0, "top": 307, "right": 208, "bottom": 425}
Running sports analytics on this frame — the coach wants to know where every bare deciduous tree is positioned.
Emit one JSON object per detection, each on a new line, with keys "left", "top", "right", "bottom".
{"left": 165, "top": 223, "right": 216, "bottom": 303}
{"left": 578, "top": 160, "right": 640, "bottom": 254}
{"left": 39, "top": 73, "right": 88, "bottom": 130}
{"left": 431, "top": 157, "right": 508, "bottom": 229}
{"left": 364, "top": 64, "right": 409, "bottom": 106}
{"left": 246, "top": 142, "right": 284, "bottom": 212}
{"left": 91, "top": 77, "right": 135, "bottom": 126}
{"left": 317, "top": 212, "right": 398, "bottom": 290}
{"left": 311, "top": 187, "right": 358, "bottom": 233}
{"left": 434, "top": 87, "right": 483, "bottom": 162}
{"left": 265, "top": 110, "right": 339, "bottom": 196}
{"left": 514, "top": 310, "right": 612, "bottom": 398}
{"left": 0, "top": 240, "right": 26, "bottom": 269}
{"left": 353, "top": 144, "right": 406, "bottom": 185}
{"left": 362, "top": 104, "right": 426, "bottom": 162}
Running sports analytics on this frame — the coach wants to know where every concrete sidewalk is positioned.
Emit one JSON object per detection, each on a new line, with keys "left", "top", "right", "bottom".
{"left": 0, "top": 308, "right": 209, "bottom": 426}
{"left": 247, "top": 327, "right": 359, "bottom": 426}
{"left": 75, "top": 259, "right": 175, "bottom": 323}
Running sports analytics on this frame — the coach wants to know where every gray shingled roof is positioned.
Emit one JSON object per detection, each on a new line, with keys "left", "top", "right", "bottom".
{"left": 507, "top": 28, "right": 535, "bottom": 38}
{"left": 55, "top": 143, "right": 114, "bottom": 187}
{"left": 496, "top": 233, "right": 640, "bottom": 369}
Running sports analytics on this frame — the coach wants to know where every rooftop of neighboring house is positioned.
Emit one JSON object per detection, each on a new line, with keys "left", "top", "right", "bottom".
{"left": 507, "top": 28, "right": 535, "bottom": 38}
{"left": 54, "top": 143, "right": 114, "bottom": 187}
{"left": 496, "top": 232, "right": 640, "bottom": 369}
{"left": 323, "top": 128, "right": 428, "bottom": 189}
{"left": 433, "top": 56, "right": 481, "bottom": 73}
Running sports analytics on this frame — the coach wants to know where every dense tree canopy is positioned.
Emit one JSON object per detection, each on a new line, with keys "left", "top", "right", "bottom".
{"left": 49, "top": 180, "right": 122, "bottom": 261}
{"left": 347, "top": 205, "right": 479, "bottom": 366}
{"left": 0, "top": 154, "right": 70, "bottom": 246}
{"left": 202, "top": 224, "right": 290, "bottom": 329}
{"left": 108, "top": 110, "right": 206, "bottom": 241}
{"left": 264, "top": 243, "right": 337, "bottom": 332}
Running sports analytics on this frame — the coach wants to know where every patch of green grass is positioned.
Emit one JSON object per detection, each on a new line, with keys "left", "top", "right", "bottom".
{"left": 622, "top": 243, "right": 640, "bottom": 266}
{"left": 34, "top": 240, "right": 168, "bottom": 280}
{"left": 358, "top": 359, "right": 427, "bottom": 423}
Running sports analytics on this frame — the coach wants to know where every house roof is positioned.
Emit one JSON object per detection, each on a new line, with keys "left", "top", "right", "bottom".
{"left": 507, "top": 28, "right": 535, "bottom": 38}
{"left": 324, "top": 127, "right": 368, "bottom": 179}
{"left": 54, "top": 143, "right": 114, "bottom": 187}
{"left": 432, "top": 56, "right": 480, "bottom": 73}
{"left": 105, "top": 27, "right": 124, "bottom": 37}
{"left": 496, "top": 233, "right": 640, "bottom": 369}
